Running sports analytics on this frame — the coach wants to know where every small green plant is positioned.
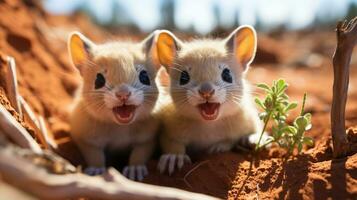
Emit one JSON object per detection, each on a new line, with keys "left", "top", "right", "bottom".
{"left": 254, "top": 79, "right": 313, "bottom": 155}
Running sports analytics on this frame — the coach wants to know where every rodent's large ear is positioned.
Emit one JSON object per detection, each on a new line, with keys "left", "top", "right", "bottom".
{"left": 225, "top": 25, "right": 257, "bottom": 71}
{"left": 142, "top": 30, "right": 161, "bottom": 70}
{"left": 68, "top": 31, "right": 95, "bottom": 74}
{"left": 155, "top": 30, "right": 182, "bottom": 71}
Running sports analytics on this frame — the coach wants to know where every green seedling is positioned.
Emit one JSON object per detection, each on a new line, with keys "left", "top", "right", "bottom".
{"left": 254, "top": 79, "right": 313, "bottom": 155}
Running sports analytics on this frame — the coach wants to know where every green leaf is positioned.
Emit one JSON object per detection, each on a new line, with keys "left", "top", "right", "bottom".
{"left": 264, "top": 136, "right": 274, "bottom": 144}
{"left": 282, "top": 126, "right": 297, "bottom": 134}
{"left": 273, "top": 128, "right": 283, "bottom": 139}
{"left": 295, "top": 116, "right": 308, "bottom": 129}
{"left": 256, "top": 83, "right": 271, "bottom": 92}
{"left": 276, "top": 79, "right": 287, "bottom": 94}
{"left": 255, "top": 98, "right": 265, "bottom": 109}
{"left": 278, "top": 115, "right": 286, "bottom": 122}
{"left": 277, "top": 79, "right": 286, "bottom": 88}
{"left": 281, "top": 93, "right": 289, "bottom": 100}
{"left": 285, "top": 102, "right": 298, "bottom": 112}
{"left": 304, "top": 113, "right": 312, "bottom": 122}
{"left": 302, "top": 137, "right": 314, "bottom": 146}
{"left": 281, "top": 99, "right": 290, "bottom": 106}
{"left": 303, "top": 113, "right": 312, "bottom": 130}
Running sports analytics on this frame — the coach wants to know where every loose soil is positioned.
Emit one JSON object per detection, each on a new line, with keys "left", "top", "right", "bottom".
{"left": 0, "top": 1, "right": 356, "bottom": 199}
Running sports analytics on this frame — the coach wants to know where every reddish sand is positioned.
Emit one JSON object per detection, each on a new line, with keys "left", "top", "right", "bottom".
{"left": 0, "top": 1, "right": 356, "bottom": 199}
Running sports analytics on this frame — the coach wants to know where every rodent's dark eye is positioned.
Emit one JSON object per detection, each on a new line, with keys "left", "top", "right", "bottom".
{"left": 95, "top": 73, "right": 106, "bottom": 89}
{"left": 221, "top": 68, "right": 233, "bottom": 83}
{"left": 180, "top": 70, "right": 190, "bottom": 85}
{"left": 139, "top": 70, "right": 150, "bottom": 85}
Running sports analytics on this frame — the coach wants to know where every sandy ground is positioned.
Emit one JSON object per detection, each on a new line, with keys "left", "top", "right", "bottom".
{"left": 0, "top": 0, "right": 356, "bottom": 199}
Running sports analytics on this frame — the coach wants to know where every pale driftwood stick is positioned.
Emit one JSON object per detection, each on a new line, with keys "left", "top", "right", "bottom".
{"left": 0, "top": 104, "right": 42, "bottom": 153}
{"left": 19, "top": 96, "right": 49, "bottom": 149}
{"left": 5, "top": 57, "right": 22, "bottom": 118}
{"left": 0, "top": 146, "right": 219, "bottom": 200}
{"left": 331, "top": 17, "right": 357, "bottom": 158}
{"left": 19, "top": 96, "right": 57, "bottom": 150}
{"left": 0, "top": 180, "right": 37, "bottom": 200}
{"left": 38, "top": 116, "right": 57, "bottom": 150}
{"left": 19, "top": 96, "right": 39, "bottom": 128}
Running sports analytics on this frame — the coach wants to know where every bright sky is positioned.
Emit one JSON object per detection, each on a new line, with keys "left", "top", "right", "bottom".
{"left": 44, "top": 0, "right": 356, "bottom": 34}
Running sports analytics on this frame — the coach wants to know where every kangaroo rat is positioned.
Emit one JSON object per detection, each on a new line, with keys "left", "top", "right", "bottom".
{"left": 155, "top": 26, "right": 264, "bottom": 174}
{"left": 68, "top": 31, "right": 160, "bottom": 181}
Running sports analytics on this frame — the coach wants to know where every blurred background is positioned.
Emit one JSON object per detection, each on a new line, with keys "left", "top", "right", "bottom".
{"left": 36, "top": 0, "right": 357, "bottom": 116}
{"left": 44, "top": 0, "right": 357, "bottom": 34}
{"left": 1, "top": 1, "right": 357, "bottom": 198}
{"left": 2, "top": 0, "right": 357, "bottom": 132}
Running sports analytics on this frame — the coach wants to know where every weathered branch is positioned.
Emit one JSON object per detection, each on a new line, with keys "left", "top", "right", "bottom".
{"left": 0, "top": 104, "right": 42, "bottom": 153}
{"left": 38, "top": 116, "right": 57, "bottom": 149}
{"left": 19, "top": 96, "right": 49, "bottom": 149}
{"left": 5, "top": 57, "right": 22, "bottom": 118}
{"left": 331, "top": 17, "right": 357, "bottom": 157}
{"left": 0, "top": 143, "right": 219, "bottom": 200}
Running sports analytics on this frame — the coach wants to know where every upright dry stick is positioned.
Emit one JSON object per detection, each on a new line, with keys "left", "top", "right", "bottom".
{"left": 19, "top": 96, "right": 49, "bottom": 149}
{"left": 5, "top": 57, "right": 22, "bottom": 118}
{"left": 331, "top": 17, "right": 357, "bottom": 158}
{"left": 38, "top": 116, "right": 57, "bottom": 149}
{"left": 0, "top": 104, "right": 42, "bottom": 153}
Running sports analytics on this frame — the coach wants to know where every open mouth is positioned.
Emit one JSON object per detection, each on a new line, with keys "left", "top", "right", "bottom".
{"left": 112, "top": 105, "right": 137, "bottom": 124}
{"left": 197, "top": 102, "right": 220, "bottom": 120}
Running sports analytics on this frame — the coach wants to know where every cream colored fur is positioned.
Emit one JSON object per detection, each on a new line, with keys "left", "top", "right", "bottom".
{"left": 155, "top": 26, "right": 262, "bottom": 174}
{"left": 68, "top": 31, "right": 160, "bottom": 180}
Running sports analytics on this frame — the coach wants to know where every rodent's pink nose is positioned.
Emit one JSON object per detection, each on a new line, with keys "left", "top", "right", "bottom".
{"left": 199, "top": 90, "right": 215, "bottom": 99}
{"left": 115, "top": 91, "right": 131, "bottom": 102}
{"left": 199, "top": 83, "right": 215, "bottom": 100}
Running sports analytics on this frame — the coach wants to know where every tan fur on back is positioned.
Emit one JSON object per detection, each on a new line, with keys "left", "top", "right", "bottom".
{"left": 68, "top": 33, "right": 160, "bottom": 172}
{"left": 158, "top": 36, "right": 260, "bottom": 154}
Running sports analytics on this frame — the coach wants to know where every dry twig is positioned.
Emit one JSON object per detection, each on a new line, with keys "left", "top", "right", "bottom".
{"left": 331, "top": 17, "right": 357, "bottom": 157}
{"left": 38, "top": 116, "right": 57, "bottom": 149}
{"left": 183, "top": 160, "right": 209, "bottom": 189}
{"left": 5, "top": 57, "right": 22, "bottom": 118}
{"left": 0, "top": 104, "right": 41, "bottom": 153}
{"left": 0, "top": 143, "right": 219, "bottom": 200}
{"left": 19, "top": 96, "right": 49, "bottom": 149}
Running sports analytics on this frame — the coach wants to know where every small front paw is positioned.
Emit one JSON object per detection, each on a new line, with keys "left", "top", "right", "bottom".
{"left": 157, "top": 154, "right": 191, "bottom": 175}
{"left": 248, "top": 132, "right": 271, "bottom": 149}
{"left": 84, "top": 167, "right": 106, "bottom": 176}
{"left": 208, "top": 143, "right": 232, "bottom": 154}
{"left": 236, "top": 132, "right": 271, "bottom": 150}
{"left": 122, "top": 165, "right": 148, "bottom": 181}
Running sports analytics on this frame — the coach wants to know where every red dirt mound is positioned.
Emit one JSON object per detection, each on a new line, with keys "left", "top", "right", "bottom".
{"left": 0, "top": 1, "right": 356, "bottom": 199}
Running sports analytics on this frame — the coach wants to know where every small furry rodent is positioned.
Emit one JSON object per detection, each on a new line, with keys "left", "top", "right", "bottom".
{"left": 68, "top": 31, "right": 160, "bottom": 181}
{"left": 155, "top": 26, "right": 264, "bottom": 174}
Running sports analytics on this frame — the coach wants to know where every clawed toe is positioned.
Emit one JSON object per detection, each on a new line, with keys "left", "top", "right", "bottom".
{"left": 157, "top": 154, "right": 191, "bottom": 175}
{"left": 122, "top": 165, "right": 148, "bottom": 181}
{"left": 84, "top": 167, "right": 106, "bottom": 176}
{"left": 208, "top": 144, "right": 231, "bottom": 154}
